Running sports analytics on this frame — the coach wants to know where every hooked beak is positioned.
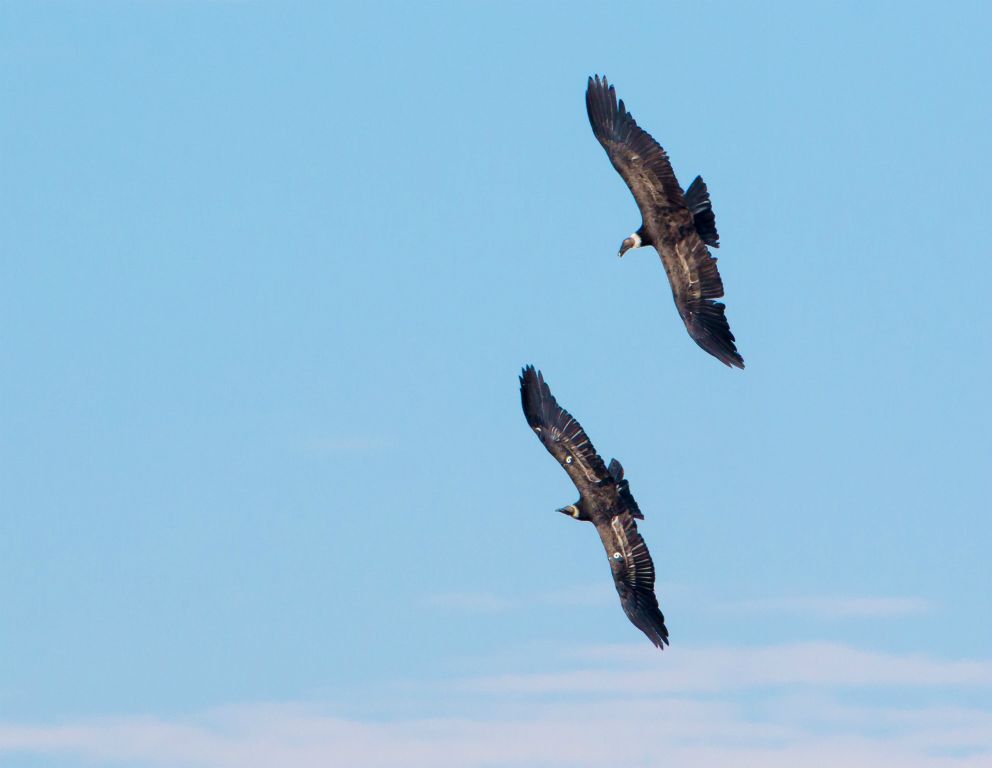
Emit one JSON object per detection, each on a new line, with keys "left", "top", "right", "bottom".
{"left": 619, "top": 237, "right": 635, "bottom": 258}
{"left": 557, "top": 505, "right": 578, "bottom": 518}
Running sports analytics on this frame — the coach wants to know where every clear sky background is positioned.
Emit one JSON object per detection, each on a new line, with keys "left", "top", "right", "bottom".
{"left": 2, "top": 1, "right": 991, "bottom": 766}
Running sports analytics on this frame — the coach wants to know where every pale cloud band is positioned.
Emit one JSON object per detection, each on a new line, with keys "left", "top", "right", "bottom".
{"left": 723, "top": 595, "right": 936, "bottom": 619}
{"left": 2, "top": 641, "right": 990, "bottom": 768}
{"left": 2, "top": 703, "right": 991, "bottom": 768}
{"left": 467, "top": 641, "right": 992, "bottom": 694}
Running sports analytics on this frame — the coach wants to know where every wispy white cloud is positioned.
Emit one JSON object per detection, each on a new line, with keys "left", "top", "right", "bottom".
{"left": 301, "top": 436, "right": 396, "bottom": 457}
{"left": 721, "top": 595, "right": 935, "bottom": 619}
{"left": 533, "top": 583, "right": 616, "bottom": 606}
{"left": 423, "top": 592, "right": 515, "bottom": 613}
{"left": 469, "top": 642, "right": 992, "bottom": 694}
{"left": 2, "top": 695, "right": 990, "bottom": 768}
{"left": 2, "top": 642, "right": 991, "bottom": 768}
{"left": 424, "top": 583, "right": 614, "bottom": 613}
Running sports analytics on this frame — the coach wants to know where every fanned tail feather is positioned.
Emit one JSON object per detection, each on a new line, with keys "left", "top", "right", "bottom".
{"left": 685, "top": 175, "right": 719, "bottom": 248}
{"left": 607, "top": 458, "right": 624, "bottom": 481}
{"left": 608, "top": 458, "right": 643, "bottom": 520}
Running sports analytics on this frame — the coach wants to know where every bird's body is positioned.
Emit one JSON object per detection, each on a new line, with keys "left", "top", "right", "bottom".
{"left": 519, "top": 365, "right": 669, "bottom": 649}
{"left": 586, "top": 75, "right": 744, "bottom": 369}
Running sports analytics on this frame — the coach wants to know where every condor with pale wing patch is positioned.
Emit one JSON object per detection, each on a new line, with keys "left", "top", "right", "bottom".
{"left": 520, "top": 365, "right": 668, "bottom": 649}
{"left": 586, "top": 74, "right": 744, "bottom": 369}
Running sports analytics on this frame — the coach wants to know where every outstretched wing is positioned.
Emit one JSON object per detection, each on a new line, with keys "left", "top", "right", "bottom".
{"left": 520, "top": 365, "right": 611, "bottom": 494}
{"left": 600, "top": 512, "right": 669, "bottom": 649}
{"left": 586, "top": 74, "right": 686, "bottom": 220}
{"left": 668, "top": 234, "right": 745, "bottom": 369}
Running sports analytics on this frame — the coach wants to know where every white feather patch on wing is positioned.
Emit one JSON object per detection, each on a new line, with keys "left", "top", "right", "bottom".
{"left": 610, "top": 516, "right": 630, "bottom": 559}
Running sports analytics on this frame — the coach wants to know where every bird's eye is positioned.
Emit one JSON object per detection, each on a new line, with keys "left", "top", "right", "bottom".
{"left": 565, "top": 455, "right": 573, "bottom": 464}
{"left": 613, "top": 552, "right": 623, "bottom": 560}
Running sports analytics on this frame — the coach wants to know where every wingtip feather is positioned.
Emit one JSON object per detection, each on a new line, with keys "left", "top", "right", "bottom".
{"left": 680, "top": 298, "right": 745, "bottom": 369}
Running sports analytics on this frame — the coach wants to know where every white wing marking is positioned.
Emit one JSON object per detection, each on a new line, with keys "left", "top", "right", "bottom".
{"left": 611, "top": 516, "right": 630, "bottom": 560}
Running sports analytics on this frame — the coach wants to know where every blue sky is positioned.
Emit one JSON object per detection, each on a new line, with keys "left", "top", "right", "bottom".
{"left": 1, "top": 1, "right": 991, "bottom": 766}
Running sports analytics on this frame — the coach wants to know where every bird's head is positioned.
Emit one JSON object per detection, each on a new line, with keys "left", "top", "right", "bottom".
{"left": 618, "top": 231, "right": 642, "bottom": 258}
{"left": 557, "top": 503, "right": 587, "bottom": 521}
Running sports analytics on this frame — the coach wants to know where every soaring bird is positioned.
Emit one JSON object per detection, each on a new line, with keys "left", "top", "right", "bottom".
{"left": 586, "top": 75, "right": 744, "bottom": 368}
{"left": 519, "top": 365, "right": 669, "bottom": 649}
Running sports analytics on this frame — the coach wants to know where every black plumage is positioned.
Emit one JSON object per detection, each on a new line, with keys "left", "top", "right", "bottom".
{"left": 520, "top": 365, "right": 669, "bottom": 649}
{"left": 586, "top": 75, "right": 744, "bottom": 369}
